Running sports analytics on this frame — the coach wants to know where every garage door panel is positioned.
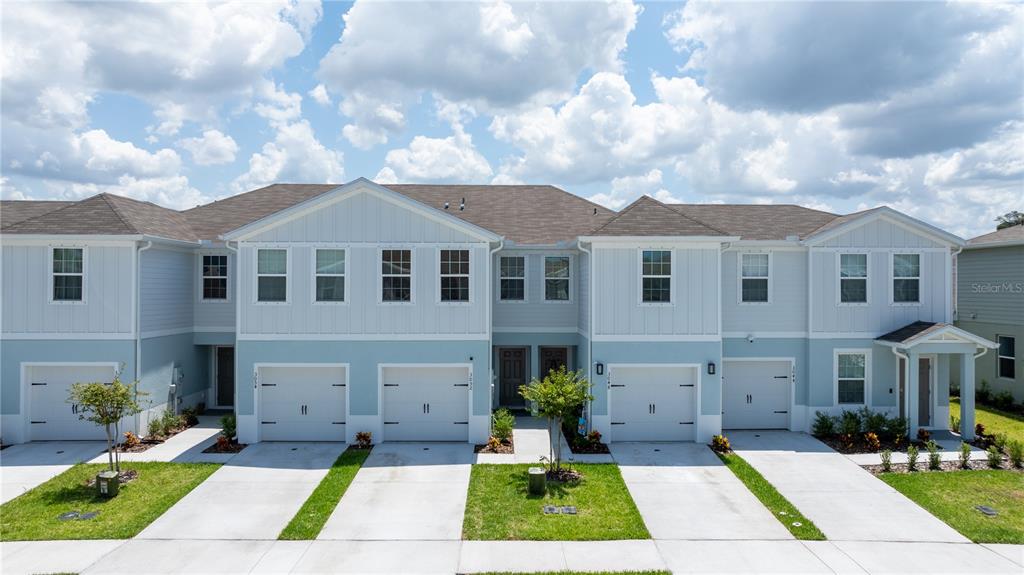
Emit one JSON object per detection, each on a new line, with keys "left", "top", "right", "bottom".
{"left": 723, "top": 360, "right": 790, "bottom": 430}
{"left": 29, "top": 365, "right": 116, "bottom": 441}
{"left": 609, "top": 366, "right": 697, "bottom": 442}
{"left": 381, "top": 366, "right": 470, "bottom": 442}
{"left": 258, "top": 366, "right": 346, "bottom": 442}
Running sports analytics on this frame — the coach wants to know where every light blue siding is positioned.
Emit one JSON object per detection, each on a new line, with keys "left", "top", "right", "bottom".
{"left": 821, "top": 219, "right": 943, "bottom": 249}
{"left": 235, "top": 340, "right": 490, "bottom": 416}
{"left": 194, "top": 332, "right": 235, "bottom": 346}
{"left": 194, "top": 250, "right": 236, "bottom": 331}
{"left": 723, "top": 338, "right": 808, "bottom": 405}
{"left": 138, "top": 332, "right": 209, "bottom": 410}
{"left": 492, "top": 250, "right": 579, "bottom": 330}
{"left": 140, "top": 247, "right": 193, "bottom": 334}
{"left": 806, "top": 338, "right": 899, "bottom": 409}
{"left": 592, "top": 246, "right": 719, "bottom": 337}
{"left": 1, "top": 244, "right": 134, "bottom": 334}
{"left": 589, "top": 341, "right": 721, "bottom": 417}
{"left": 722, "top": 250, "right": 806, "bottom": 334}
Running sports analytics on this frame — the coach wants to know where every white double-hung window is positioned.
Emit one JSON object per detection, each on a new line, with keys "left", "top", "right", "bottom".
{"left": 740, "top": 253, "right": 769, "bottom": 303}
{"left": 998, "top": 335, "right": 1016, "bottom": 380}
{"left": 381, "top": 249, "right": 412, "bottom": 303}
{"left": 202, "top": 255, "right": 228, "bottom": 301}
{"left": 641, "top": 250, "right": 671, "bottom": 303}
{"left": 544, "top": 256, "right": 570, "bottom": 301}
{"left": 52, "top": 247, "right": 84, "bottom": 302}
{"left": 839, "top": 253, "right": 868, "bottom": 304}
{"left": 440, "top": 249, "right": 470, "bottom": 303}
{"left": 836, "top": 351, "right": 868, "bottom": 405}
{"left": 314, "top": 249, "right": 345, "bottom": 303}
{"left": 499, "top": 255, "right": 526, "bottom": 301}
{"left": 256, "top": 248, "right": 287, "bottom": 303}
{"left": 892, "top": 253, "right": 920, "bottom": 303}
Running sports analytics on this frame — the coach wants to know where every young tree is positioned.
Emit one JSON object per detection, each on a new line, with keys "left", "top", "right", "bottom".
{"left": 519, "top": 366, "right": 593, "bottom": 472}
{"left": 68, "top": 376, "right": 145, "bottom": 472}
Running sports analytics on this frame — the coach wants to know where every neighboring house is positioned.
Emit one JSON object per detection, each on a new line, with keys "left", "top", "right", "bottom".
{"left": 0, "top": 178, "right": 996, "bottom": 445}
{"left": 954, "top": 223, "right": 1024, "bottom": 402}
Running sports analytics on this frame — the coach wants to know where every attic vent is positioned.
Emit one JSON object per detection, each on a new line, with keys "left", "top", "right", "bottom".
{"left": 444, "top": 202, "right": 449, "bottom": 210}
{"left": 593, "top": 208, "right": 597, "bottom": 215}
{"left": 460, "top": 197, "right": 465, "bottom": 211}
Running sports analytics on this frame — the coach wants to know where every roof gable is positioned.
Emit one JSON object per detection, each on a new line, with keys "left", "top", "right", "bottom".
{"left": 588, "top": 195, "right": 729, "bottom": 238}
{"left": 804, "top": 206, "right": 963, "bottom": 247}
{"left": 968, "top": 223, "right": 1024, "bottom": 248}
{"left": 1, "top": 194, "right": 198, "bottom": 242}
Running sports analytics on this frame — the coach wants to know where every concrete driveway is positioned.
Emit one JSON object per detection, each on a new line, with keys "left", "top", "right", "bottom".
{"left": 0, "top": 441, "right": 106, "bottom": 503}
{"left": 610, "top": 443, "right": 792, "bottom": 540}
{"left": 730, "top": 431, "right": 968, "bottom": 542}
{"left": 138, "top": 442, "right": 346, "bottom": 540}
{"left": 318, "top": 443, "right": 473, "bottom": 541}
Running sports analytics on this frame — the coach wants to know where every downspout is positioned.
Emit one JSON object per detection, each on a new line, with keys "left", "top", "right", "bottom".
{"left": 488, "top": 239, "right": 504, "bottom": 416}
{"left": 135, "top": 240, "right": 153, "bottom": 433}
{"left": 224, "top": 241, "right": 239, "bottom": 420}
{"left": 950, "top": 246, "right": 963, "bottom": 322}
{"left": 577, "top": 240, "right": 594, "bottom": 431}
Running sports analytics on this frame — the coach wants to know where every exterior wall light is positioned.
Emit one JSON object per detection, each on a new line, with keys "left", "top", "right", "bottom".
{"left": 595, "top": 363, "right": 604, "bottom": 375}
{"left": 707, "top": 362, "right": 716, "bottom": 375}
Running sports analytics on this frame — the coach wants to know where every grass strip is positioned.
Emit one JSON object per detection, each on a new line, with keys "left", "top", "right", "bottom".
{"left": 717, "top": 452, "right": 826, "bottom": 540}
{"left": 951, "top": 400, "right": 1024, "bottom": 444}
{"left": 0, "top": 462, "right": 220, "bottom": 541}
{"left": 278, "top": 447, "right": 370, "bottom": 540}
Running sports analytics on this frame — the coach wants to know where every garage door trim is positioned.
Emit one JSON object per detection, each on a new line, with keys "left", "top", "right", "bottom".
{"left": 254, "top": 362, "right": 350, "bottom": 442}
{"left": 722, "top": 357, "right": 794, "bottom": 430}
{"left": 607, "top": 363, "right": 701, "bottom": 442}
{"left": 377, "top": 362, "right": 473, "bottom": 441}
{"left": 21, "top": 361, "right": 121, "bottom": 441}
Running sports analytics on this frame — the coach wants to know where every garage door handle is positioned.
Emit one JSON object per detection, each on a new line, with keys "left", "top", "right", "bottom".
{"left": 453, "top": 421, "right": 469, "bottom": 425}
{"left": 611, "top": 422, "right": 626, "bottom": 425}
{"left": 262, "top": 421, "right": 277, "bottom": 424}
{"left": 609, "top": 384, "right": 625, "bottom": 387}
{"left": 679, "top": 384, "right": 694, "bottom": 387}
{"left": 774, "top": 376, "right": 788, "bottom": 379}
{"left": 774, "top": 410, "right": 788, "bottom": 414}
{"left": 384, "top": 421, "right": 399, "bottom": 425}
{"left": 332, "top": 421, "right": 345, "bottom": 425}
{"left": 31, "top": 382, "right": 47, "bottom": 386}
{"left": 332, "top": 384, "right": 345, "bottom": 387}
{"left": 453, "top": 383, "right": 469, "bottom": 387}
{"left": 261, "top": 383, "right": 277, "bottom": 387}
{"left": 31, "top": 420, "right": 46, "bottom": 424}
{"left": 384, "top": 384, "right": 399, "bottom": 387}
{"left": 679, "top": 421, "right": 694, "bottom": 425}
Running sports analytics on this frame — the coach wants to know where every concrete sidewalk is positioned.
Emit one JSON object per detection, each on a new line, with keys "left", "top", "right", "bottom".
{"left": 87, "top": 415, "right": 231, "bottom": 464}
{"left": 2, "top": 538, "right": 1020, "bottom": 574}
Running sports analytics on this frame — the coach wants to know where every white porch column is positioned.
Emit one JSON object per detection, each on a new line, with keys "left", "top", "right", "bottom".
{"left": 907, "top": 350, "right": 920, "bottom": 435}
{"left": 960, "top": 351, "right": 976, "bottom": 441}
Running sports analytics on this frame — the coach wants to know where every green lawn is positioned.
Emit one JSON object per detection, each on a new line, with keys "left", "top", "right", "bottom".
{"left": 881, "top": 470, "right": 1023, "bottom": 544}
{"left": 0, "top": 462, "right": 220, "bottom": 541}
{"left": 278, "top": 447, "right": 370, "bottom": 540}
{"left": 952, "top": 400, "right": 1024, "bottom": 443}
{"left": 463, "top": 464, "right": 650, "bottom": 541}
{"left": 717, "top": 453, "right": 826, "bottom": 541}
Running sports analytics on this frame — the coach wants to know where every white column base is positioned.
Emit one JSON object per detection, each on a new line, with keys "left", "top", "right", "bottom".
{"left": 346, "top": 415, "right": 382, "bottom": 445}
{"left": 237, "top": 414, "right": 258, "bottom": 444}
{"left": 698, "top": 414, "right": 722, "bottom": 444}
{"left": 469, "top": 414, "right": 490, "bottom": 445}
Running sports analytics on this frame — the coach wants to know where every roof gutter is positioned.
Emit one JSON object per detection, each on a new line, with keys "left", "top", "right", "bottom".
{"left": 576, "top": 238, "right": 594, "bottom": 431}
{"left": 134, "top": 240, "right": 153, "bottom": 432}
{"left": 487, "top": 238, "right": 505, "bottom": 416}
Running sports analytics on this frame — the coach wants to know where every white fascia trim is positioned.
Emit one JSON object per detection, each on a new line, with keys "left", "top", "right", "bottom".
{"left": 724, "top": 241, "right": 805, "bottom": 250}
{"left": 722, "top": 331, "right": 808, "bottom": 339}
{"left": 0, "top": 235, "right": 143, "bottom": 246}
{"left": 591, "top": 334, "right": 721, "bottom": 342}
{"left": 963, "top": 240, "right": 1024, "bottom": 250}
{"left": 810, "top": 332, "right": 883, "bottom": 339}
{"left": 3, "top": 332, "right": 135, "bottom": 340}
{"left": 578, "top": 236, "right": 740, "bottom": 246}
{"left": 222, "top": 178, "right": 501, "bottom": 243}
{"left": 493, "top": 326, "right": 580, "bottom": 333}
{"left": 194, "top": 326, "right": 236, "bottom": 333}
{"left": 804, "top": 208, "right": 964, "bottom": 248}
{"left": 140, "top": 327, "right": 194, "bottom": 339}
{"left": 237, "top": 332, "right": 489, "bottom": 341}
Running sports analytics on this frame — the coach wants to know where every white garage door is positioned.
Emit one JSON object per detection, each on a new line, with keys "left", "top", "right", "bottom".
{"left": 723, "top": 360, "right": 790, "bottom": 430}
{"left": 381, "top": 366, "right": 470, "bottom": 442}
{"left": 28, "top": 364, "right": 117, "bottom": 441}
{"left": 609, "top": 365, "right": 697, "bottom": 442}
{"left": 258, "top": 365, "right": 346, "bottom": 441}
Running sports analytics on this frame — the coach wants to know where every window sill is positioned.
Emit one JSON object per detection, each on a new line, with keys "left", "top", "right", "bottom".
{"left": 837, "top": 302, "right": 870, "bottom": 307}
{"left": 313, "top": 301, "right": 348, "bottom": 306}
{"left": 48, "top": 300, "right": 87, "bottom": 306}
{"left": 199, "top": 299, "right": 231, "bottom": 304}
{"left": 541, "top": 300, "right": 573, "bottom": 304}
{"left": 891, "top": 302, "right": 923, "bottom": 307}
{"left": 254, "top": 301, "right": 290, "bottom": 306}
{"left": 639, "top": 302, "right": 674, "bottom": 307}
{"left": 438, "top": 301, "right": 472, "bottom": 306}
{"left": 496, "top": 299, "right": 528, "bottom": 304}
{"left": 738, "top": 301, "right": 771, "bottom": 306}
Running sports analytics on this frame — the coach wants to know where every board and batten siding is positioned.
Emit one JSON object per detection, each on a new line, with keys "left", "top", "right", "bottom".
{"left": 492, "top": 250, "right": 579, "bottom": 331}
{"left": 820, "top": 219, "right": 944, "bottom": 249}
{"left": 956, "top": 245, "right": 1024, "bottom": 326}
{"left": 578, "top": 250, "right": 590, "bottom": 334}
{"left": 592, "top": 246, "right": 719, "bottom": 337}
{"left": 721, "top": 249, "right": 806, "bottom": 334}
{"left": 238, "top": 244, "right": 489, "bottom": 336}
{"left": 194, "top": 250, "right": 236, "bottom": 330}
{"left": 1, "top": 244, "right": 134, "bottom": 335}
{"left": 140, "top": 247, "right": 194, "bottom": 335}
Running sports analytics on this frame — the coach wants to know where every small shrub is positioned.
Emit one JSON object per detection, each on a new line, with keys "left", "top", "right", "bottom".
{"left": 839, "top": 433, "right": 855, "bottom": 450}
{"left": 926, "top": 440, "right": 941, "bottom": 470}
{"left": 863, "top": 431, "right": 881, "bottom": 452}
{"left": 216, "top": 435, "right": 230, "bottom": 450}
{"left": 993, "top": 433, "right": 1009, "bottom": 453}
{"left": 975, "top": 422, "right": 986, "bottom": 437}
{"left": 880, "top": 449, "right": 892, "bottom": 472}
{"left": 586, "top": 430, "right": 602, "bottom": 445}
{"left": 486, "top": 436, "right": 502, "bottom": 451}
{"left": 1008, "top": 440, "right": 1024, "bottom": 469}
{"left": 949, "top": 414, "right": 960, "bottom": 433}
{"left": 159, "top": 409, "right": 182, "bottom": 437}
{"left": 993, "top": 391, "right": 1015, "bottom": 410}
{"left": 916, "top": 428, "right": 931, "bottom": 443}
{"left": 959, "top": 441, "right": 973, "bottom": 469}
{"left": 811, "top": 411, "right": 836, "bottom": 437}
{"left": 491, "top": 408, "right": 515, "bottom": 443}
{"left": 976, "top": 380, "right": 991, "bottom": 404}
{"left": 906, "top": 445, "right": 919, "bottom": 471}
{"left": 839, "top": 410, "right": 862, "bottom": 437}
{"left": 710, "top": 434, "right": 731, "bottom": 453}
{"left": 181, "top": 406, "right": 199, "bottom": 427}
{"left": 986, "top": 446, "right": 1002, "bottom": 469}
{"left": 147, "top": 417, "right": 163, "bottom": 438}
{"left": 355, "top": 431, "right": 372, "bottom": 449}
{"left": 220, "top": 413, "right": 236, "bottom": 440}
{"left": 884, "top": 416, "right": 908, "bottom": 443}
{"left": 122, "top": 431, "right": 140, "bottom": 449}
{"left": 861, "top": 408, "right": 887, "bottom": 436}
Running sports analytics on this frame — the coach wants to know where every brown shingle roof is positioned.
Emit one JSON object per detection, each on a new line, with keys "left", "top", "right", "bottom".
{"left": 1, "top": 200, "right": 74, "bottom": 229}
{"left": 590, "top": 196, "right": 729, "bottom": 237}
{"left": 669, "top": 204, "right": 839, "bottom": 241}
{"left": 968, "top": 223, "right": 1024, "bottom": 246}
{"left": 2, "top": 193, "right": 198, "bottom": 242}
{"left": 183, "top": 184, "right": 338, "bottom": 242}
{"left": 876, "top": 321, "right": 942, "bottom": 344}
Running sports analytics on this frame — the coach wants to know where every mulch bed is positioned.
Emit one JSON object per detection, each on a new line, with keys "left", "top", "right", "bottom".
{"left": 85, "top": 469, "right": 139, "bottom": 486}
{"left": 474, "top": 438, "right": 514, "bottom": 454}
{"left": 116, "top": 438, "right": 164, "bottom": 453}
{"left": 546, "top": 467, "right": 583, "bottom": 482}
{"left": 818, "top": 435, "right": 926, "bottom": 455}
{"left": 862, "top": 458, "right": 1023, "bottom": 476}
{"left": 561, "top": 424, "right": 610, "bottom": 454}
{"left": 202, "top": 440, "right": 247, "bottom": 454}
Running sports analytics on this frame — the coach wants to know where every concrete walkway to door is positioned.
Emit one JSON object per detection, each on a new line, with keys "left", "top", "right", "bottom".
{"left": 730, "top": 431, "right": 968, "bottom": 542}
{"left": 318, "top": 443, "right": 473, "bottom": 541}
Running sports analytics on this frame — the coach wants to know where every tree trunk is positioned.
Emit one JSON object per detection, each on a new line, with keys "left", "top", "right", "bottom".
{"left": 113, "top": 420, "right": 121, "bottom": 472}
{"left": 105, "top": 425, "right": 114, "bottom": 472}
{"left": 547, "top": 417, "right": 556, "bottom": 471}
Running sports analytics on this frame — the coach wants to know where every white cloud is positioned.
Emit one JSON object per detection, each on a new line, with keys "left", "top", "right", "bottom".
{"left": 589, "top": 169, "right": 669, "bottom": 210}
{"left": 233, "top": 120, "right": 343, "bottom": 192}
{"left": 69, "top": 129, "right": 181, "bottom": 179}
{"left": 377, "top": 129, "right": 492, "bottom": 184}
{"left": 309, "top": 84, "right": 330, "bottom": 106}
{"left": 176, "top": 130, "right": 239, "bottom": 166}
{"left": 318, "top": 0, "right": 639, "bottom": 146}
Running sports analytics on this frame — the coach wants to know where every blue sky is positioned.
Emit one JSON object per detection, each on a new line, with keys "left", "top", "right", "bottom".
{"left": 1, "top": 1, "right": 1021, "bottom": 238}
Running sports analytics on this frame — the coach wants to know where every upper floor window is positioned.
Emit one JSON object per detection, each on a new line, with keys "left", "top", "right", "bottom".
{"left": 836, "top": 352, "right": 867, "bottom": 405}
{"left": 256, "top": 249, "right": 287, "bottom": 303}
{"left": 52, "top": 247, "right": 83, "bottom": 302}
{"left": 641, "top": 250, "right": 671, "bottom": 303}
{"left": 998, "top": 335, "right": 1015, "bottom": 380}
{"left": 499, "top": 256, "right": 525, "bottom": 301}
{"left": 315, "top": 249, "right": 345, "bottom": 303}
{"left": 740, "top": 253, "right": 769, "bottom": 303}
{"left": 440, "top": 249, "right": 470, "bottom": 302}
{"left": 840, "top": 253, "right": 868, "bottom": 303}
{"left": 202, "top": 255, "right": 228, "bottom": 301}
{"left": 544, "top": 256, "right": 570, "bottom": 301}
{"left": 381, "top": 249, "right": 412, "bottom": 302}
{"left": 892, "top": 253, "right": 920, "bottom": 303}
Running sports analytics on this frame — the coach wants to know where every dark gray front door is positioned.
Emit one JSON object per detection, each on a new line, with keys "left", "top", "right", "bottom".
{"left": 918, "top": 357, "right": 931, "bottom": 426}
{"left": 539, "top": 347, "right": 569, "bottom": 377}
{"left": 216, "top": 347, "right": 235, "bottom": 407}
{"left": 499, "top": 348, "right": 527, "bottom": 407}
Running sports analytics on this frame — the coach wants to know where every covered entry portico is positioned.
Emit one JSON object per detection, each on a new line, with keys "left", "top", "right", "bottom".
{"left": 876, "top": 322, "right": 998, "bottom": 440}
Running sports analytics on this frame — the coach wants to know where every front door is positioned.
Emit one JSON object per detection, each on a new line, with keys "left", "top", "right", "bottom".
{"left": 499, "top": 348, "right": 527, "bottom": 407}
{"left": 216, "top": 347, "right": 235, "bottom": 408}
{"left": 918, "top": 357, "right": 931, "bottom": 427}
{"left": 539, "top": 347, "right": 569, "bottom": 377}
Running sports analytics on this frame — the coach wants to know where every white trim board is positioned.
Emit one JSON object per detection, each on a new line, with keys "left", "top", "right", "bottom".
{"left": 236, "top": 333, "right": 490, "bottom": 341}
